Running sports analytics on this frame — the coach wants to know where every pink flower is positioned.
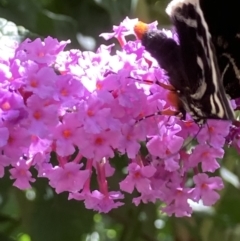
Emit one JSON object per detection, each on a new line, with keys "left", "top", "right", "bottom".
{"left": 0, "top": 17, "right": 237, "bottom": 217}
{"left": 118, "top": 123, "right": 141, "bottom": 158}
{"left": 100, "top": 17, "right": 139, "bottom": 42}
{"left": 2, "top": 127, "right": 31, "bottom": 159}
{"left": 27, "top": 94, "right": 58, "bottom": 138}
{"left": 120, "top": 162, "right": 156, "bottom": 194}
{"left": 193, "top": 173, "right": 224, "bottom": 205}
{"left": 9, "top": 161, "right": 35, "bottom": 189}
{"left": 147, "top": 123, "right": 184, "bottom": 159}
{"left": 17, "top": 37, "right": 70, "bottom": 64}
{"left": 189, "top": 144, "right": 224, "bottom": 172}
{"left": 24, "top": 67, "right": 57, "bottom": 99}
{"left": 162, "top": 187, "right": 194, "bottom": 217}
{"left": 54, "top": 113, "right": 82, "bottom": 156}
{"left": 76, "top": 129, "right": 121, "bottom": 161}
{"left": 70, "top": 190, "right": 124, "bottom": 213}
{"left": 197, "top": 120, "right": 231, "bottom": 148}
{"left": 48, "top": 162, "right": 90, "bottom": 194}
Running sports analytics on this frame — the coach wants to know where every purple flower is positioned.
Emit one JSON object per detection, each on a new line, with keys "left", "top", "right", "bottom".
{"left": 162, "top": 186, "right": 194, "bottom": 217}
{"left": 189, "top": 144, "right": 224, "bottom": 172}
{"left": 193, "top": 173, "right": 224, "bottom": 205}
{"left": 76, "top": 129, "right": 121, "bottom": 161}
{"left": 0, "top": 17, "right": 236, "bottom": 216}
{"left": 17, "top": 37, "right": 70, "bottom": 64}
{"left": 147, "top": 123, "right": 184, "bottom": 159}
{"left": 100, "top": 17, "right": 139, "bottom": 44}
{"left": 9, "top": 161, "right": 35, "bottom": 189}
{"left": 1, "top": 127, "right": 31, "bottom": 160}
{"left": 23, "top": 67, "right": 57, "bottom": 99}
{"left": 54, "top": 113, "right": 82, "bottom": 156}
{"left": 48, "top": 162, "right": 90, "bottom": 193}
{"left": 197, "top": 120, "right": 231, "bottom": 148}
{"left": 119, "top": 162, "right": 156, "bottom": 194}
{"left": 70, "top": 190, "right": 124, "bottom": 213}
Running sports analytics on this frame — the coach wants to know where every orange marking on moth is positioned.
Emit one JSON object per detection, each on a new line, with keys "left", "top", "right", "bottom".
{"left": 166, "top": 91, "right": 181, "bottom": 109}
{"left": 134, "top": 21, "right": 149, "bottom": 40}
{"left": 161, "top": 109, "right": 179, "bottom": 116}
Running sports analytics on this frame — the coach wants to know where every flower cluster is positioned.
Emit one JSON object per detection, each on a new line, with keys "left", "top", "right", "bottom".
{"left": 0, "top": 17, "right": 239, "bottom": 216}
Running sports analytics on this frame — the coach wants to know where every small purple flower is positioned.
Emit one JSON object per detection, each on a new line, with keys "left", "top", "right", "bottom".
{"left": 9, "top": 161, "right": 35, "bottom": 189}
{"left": 17, "top": 37, "right": 70, "bottom": 64}
{"left": 197, "top": 120, "right": 231, "bottom": 148}
{"left": 54, "top": 113, "right": 82, "bottom": 156}
{"left": 119, "top": 162, "right": 156, "bottom": 194}
{"left": 100, "top": 17, "right": 139, "bottom": 43}
{"left": 193, "top": 173, "right": 224, "bottom": 205}
{"left": 189, "top": 144, "right": 224, "bottom": 172}
{"left": 162, "top": 187, "right": 194, "bottom": 217}
{"left": 147, "top": 123, "right": 184, "bottom": 159}
{"left": 48, "top": 162, "right": 90, "bottom": 194}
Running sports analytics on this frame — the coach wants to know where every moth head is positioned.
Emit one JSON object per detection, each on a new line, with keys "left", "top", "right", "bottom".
{"left": 134, "top": 21, "right": 179, "bottom": 67}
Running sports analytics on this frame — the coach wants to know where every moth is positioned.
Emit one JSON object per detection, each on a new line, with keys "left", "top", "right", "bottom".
{"left": 134, "top": 0, "right": 235, "bottom": 124}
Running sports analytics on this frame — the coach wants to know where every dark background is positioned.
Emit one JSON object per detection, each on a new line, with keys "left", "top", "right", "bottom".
{"left": 1, "top": 0, "right": 240, "bottom": 241}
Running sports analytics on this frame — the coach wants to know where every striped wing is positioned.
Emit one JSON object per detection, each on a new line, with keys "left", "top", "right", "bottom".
{"left": 166, "top": 0, "right": 234, "bottom": 121}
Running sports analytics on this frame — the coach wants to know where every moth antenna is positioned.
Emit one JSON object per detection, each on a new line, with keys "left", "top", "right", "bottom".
{"left": 136, "top": 109, "right": 181, "bottom": 123}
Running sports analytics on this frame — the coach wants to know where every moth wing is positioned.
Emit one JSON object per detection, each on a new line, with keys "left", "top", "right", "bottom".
{"left": 166, "top": 0, "right": 234, "bottom": 120}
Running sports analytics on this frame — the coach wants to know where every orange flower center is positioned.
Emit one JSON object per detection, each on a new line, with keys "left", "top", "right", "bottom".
{"left": 95, "top": 137, "right": 103, "bottom": 145}
{"left": 30, "top": 79, "right": 38, "bottom": 88}
{"left": 62, "top": 129, "right": 72, "bottom": 138}
{"left": 87, "top": 110, "right": 94, "bottom": 117}
{"left": 38, "top": 52, "right": 45, "bottom": 57}
{"left": 1, "top": 101, "right": 11, "bottom": 110}
{"left": 33, "top": 111, "right": 42, "bottom": 120}
{"left": 96, "top": 82, "right": 102, "bottom": 90}
{"left": 60, "top": 88, "right": 68, "bottom": 96}
{"left": 134, "top": 171, "right": 141, "bottom": 178}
